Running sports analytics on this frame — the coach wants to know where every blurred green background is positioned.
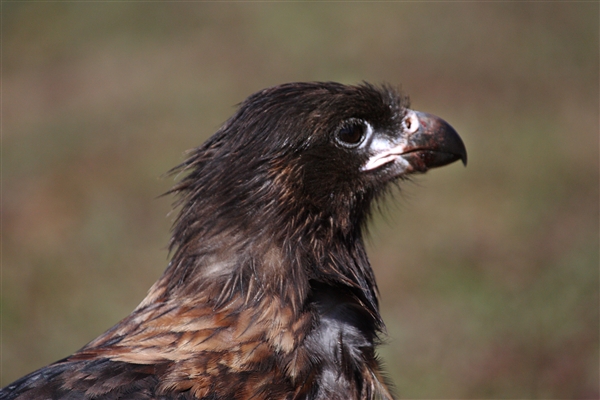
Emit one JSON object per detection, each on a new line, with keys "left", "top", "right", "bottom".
{"left": 2, "top": 2, "right": 598, "bottom": 398}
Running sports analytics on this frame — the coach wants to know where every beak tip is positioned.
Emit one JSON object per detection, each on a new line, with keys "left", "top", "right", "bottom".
{"left": 412, "top": 111, "right": 468, "bottom": 170}
{"left": 459, "top": 150, "right": 468, "bottom": 167}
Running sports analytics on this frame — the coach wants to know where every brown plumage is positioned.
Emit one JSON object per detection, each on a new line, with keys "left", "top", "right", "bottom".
{"left": 2, "top": 82, "right": 466, "bottom": 400}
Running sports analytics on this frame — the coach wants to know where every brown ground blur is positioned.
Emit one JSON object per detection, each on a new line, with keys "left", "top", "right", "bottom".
{"left": 2, "top": 3, "right": 598, "bottom": 398}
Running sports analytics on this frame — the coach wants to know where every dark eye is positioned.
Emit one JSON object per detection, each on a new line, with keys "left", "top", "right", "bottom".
{"left": 335, "top": 119, "right": 367, "bottom": 148}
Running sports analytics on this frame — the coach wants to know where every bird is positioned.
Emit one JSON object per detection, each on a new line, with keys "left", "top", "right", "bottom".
{"left": 1, "top": 82, "right": 466, "bottom": 400}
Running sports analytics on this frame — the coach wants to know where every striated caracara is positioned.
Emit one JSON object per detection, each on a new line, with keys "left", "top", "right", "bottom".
{"left": 2, "top": 82, "right": 466, "bottom": 400}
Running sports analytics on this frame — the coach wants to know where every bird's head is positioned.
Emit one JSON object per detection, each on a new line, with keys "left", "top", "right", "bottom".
{"left": 170, "top": 82, "right": 466, "bottom": 253}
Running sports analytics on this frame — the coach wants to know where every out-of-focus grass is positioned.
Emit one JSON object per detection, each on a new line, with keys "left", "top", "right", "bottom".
{"left": 2, "top": 2, "right": 597, "bottom": 398}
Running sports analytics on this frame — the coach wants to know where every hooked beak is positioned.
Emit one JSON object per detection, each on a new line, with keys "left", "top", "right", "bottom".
{"left": 362, "top": 110, "right": 467, "bottom": 173}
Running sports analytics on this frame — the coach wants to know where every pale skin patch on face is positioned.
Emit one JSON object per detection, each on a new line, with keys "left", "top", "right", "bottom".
{"left": 361, "top": 109, "right": 419, "bottom": 172}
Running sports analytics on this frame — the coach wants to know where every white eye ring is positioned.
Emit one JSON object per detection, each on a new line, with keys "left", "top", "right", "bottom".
{"left": 335, "top": 119, "right": 373, "bottom": 149}
{"left": 403, "top": 110, "right": 420, "bottom": 134}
